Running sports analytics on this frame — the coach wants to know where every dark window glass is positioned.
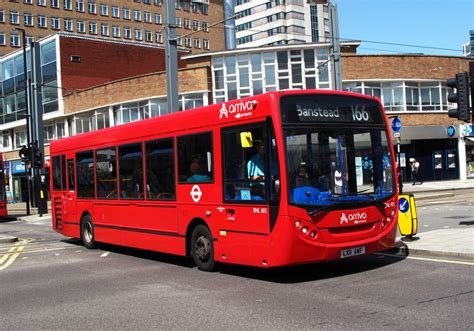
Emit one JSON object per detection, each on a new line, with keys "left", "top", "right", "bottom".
{"left": 52, "top": 155, "right": 62, "bottom": 190}
{"left": 0, "top": 161, "right": 5, "bottom": 201}
{"left": 61, "top": 155, "right": 67, "bottom": 189}
{"left": 67, "top": 158, "right": 75, "bottom": 191}
{"left": 42, "top": 62, "right": 57, "bottom": 83}
{"left": 76, "top": 151, "right": 95, "bottom": 198}
{"left": 96, "top": 147, "right": 117, "bottom": 199}
{"left": 177, "top": 132, "right": 213, "bottom": 183}
{"left": 145, "top": 138, "right": 175, "bottom": 200}
{"left": 119, "top": 143, "right": 143, "bottom": 199}
{"left": 222, "top": 125, "right": 270, "bottom": 201}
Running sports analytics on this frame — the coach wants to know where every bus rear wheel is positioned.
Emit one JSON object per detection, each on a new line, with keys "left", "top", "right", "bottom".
{"left": 191, "top": 225, "right": 215, "bottom": 271}
{"left": 81, "top": 215, "right": 96, "bottom": 249}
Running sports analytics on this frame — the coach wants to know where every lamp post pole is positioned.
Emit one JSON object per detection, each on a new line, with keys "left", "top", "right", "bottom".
{"left": 14, "top": 28, "right": 31, "bottom": 215}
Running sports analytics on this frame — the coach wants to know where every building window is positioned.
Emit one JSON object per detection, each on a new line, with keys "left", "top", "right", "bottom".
{"left": 112, "top": 6, "right": 120, "bottom": 18}
{"left": 134, "top": 10, "right": 141, "bottom": 21}
{"left": 144, "top": 11, "right": 151, "bottom": 23}
{"left": 183, "top": 1, "right": 190, "bottom": 12}
{"left": 154, "top": 0, "right": 161, "bottom": 6}
{"left": 64, "top": 19, "right": 73, "bottom": 31}
{"left": 123, "top": 8, "right": 130, "bottom": 20}
{"left": 14, "top": 130, "right": 27, "bottom": 149}
{"left": 24, "top": 0, "right": 34, "bottom": 4}
{"left": 89, "top": 22, "right": 97, "bottom": 34}
{"left": 184, "top": 18, "right": 190, "bottom": 29}
{"left": 0, "top": 10, "right": 4, "bottom": 23}
{"left": 194, "top": 38, "right": 201, "bottom": 48}
{"left": 124, "top": 27, "right": 131, "bottom": 39}
{"left": 50, "top": 0, "right": 59, "bottom": 8}
{"left": 202, "top": 21, "right": 209, "bottom": 32}
{"left": 2, "top": 132, "right": 11, "bottom": 151}
{"left": 135, "top": 29, "right": 142, "bottom": 41}
{"left": 26, "top": 36, "right": 34, "bottom": 45}
{"left": 154, "top": 13, "right": 162, "bottom": 24}
{"left": 100, "top": 4, "right": 108, "bottom": 16}
{"left": 76, "top": 0, "right": 84, "bottom": 12}
{"left": 38, "top": 0, "right": 46, "bottom": 6}
{"left": 64, "top": 0, "right": 72, "bottom": 10}
{"left": 145, "top": 30, "right": 152, "bottom": 42}
{"left": 38, "top": 15, "right": 47, "bottom": 28}
{"left": 51, "top": 17, "right": 60, "bottom": 30}
{"left": 10, "top": 34, "right": 20, "bottom": 47}
{"left": 0, "top": 33, "right": 5, "bottom": 46}
{"left": 101, "top": 24, "right": 109, "bottom": 36}
{"left": 193, "top": 19, "right": 199, "bottom": 31}
{"left": 202, "top": 4, "right": 208, "bottom": 15}
{"left": 88, "top": 1, "right": 97, "bottom": 14}
{"left": 176, "top": 17, "right": 182, "bottom": 27}
{"left": 156, "top": 32, "right": 163, "bottom": 44}
{"left": 112, "top": 26, "right": 120, "bottom": 38}
{"left": 9, "top": 11, "right": 20, "bottom": 25}
{"left": 185, "top": 37, "right": 191, "bottom": 48}
{"left": 203, "top": 39, "right": 209, "bottom": 50}
{"left": 77, "top": 20, "right": 85, "bottom": 33}
{"left": 24, "top": 13, "right": 33, "bottom": 26}
{"left": 192, "top": 3, "right": 199, "bottom": 13}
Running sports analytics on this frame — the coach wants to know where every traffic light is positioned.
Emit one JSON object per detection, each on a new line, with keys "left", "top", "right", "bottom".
{"left": 31, "top": 142, "right": 43, "bottom": 169}
{"left": 19, "top": 145, "right": 30, "bottom": 164}
{"left": 447, "top": 72, "right": 471, "bottom": 122}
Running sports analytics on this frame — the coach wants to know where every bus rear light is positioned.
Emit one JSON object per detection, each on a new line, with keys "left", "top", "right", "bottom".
{"left": 302, "top": 227, "right": 308, "bottom": 235}
{"left": 295, "top": 221, "right": 301, "bottom": 228}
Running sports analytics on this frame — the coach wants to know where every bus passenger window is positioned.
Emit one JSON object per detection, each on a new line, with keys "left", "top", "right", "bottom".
{"left": 67, "top": 159, "right": 75, "bottom": 191}
{"left": 145, "top": 138, "right": 175, "bottom": 200}
{"left": 76, "top": 151, "right": 95, "bottom": 198}
{"left": 96, "top": 147, "right": 117, "bottom": 199}
{"left": 52, "top": 156, "right": 62, "bottom": 190}
{"left": 222, "top": 126, "right": 268, "bottom": 201}
{"left": 177, "top": 132, "right": 213, "bottom": 183}
{"left": 118, "top": 143, "right": 144, "bottom": 199}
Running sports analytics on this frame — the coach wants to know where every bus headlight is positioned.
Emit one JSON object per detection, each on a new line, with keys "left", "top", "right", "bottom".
{"left": 302, "top": 227, "right": 308, "bottom": 234}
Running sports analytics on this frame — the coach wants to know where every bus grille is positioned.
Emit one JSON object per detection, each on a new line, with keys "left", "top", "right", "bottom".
{"left": 53, "top": 197, "right": 63, "bottom": 230}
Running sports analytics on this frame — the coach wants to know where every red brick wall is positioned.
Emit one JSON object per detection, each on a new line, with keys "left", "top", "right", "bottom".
{"left": 59, "top": 36, "right": 188, "bottom": 95}
{"left": 342, "top": 55, "right": 471, "bottom": 80}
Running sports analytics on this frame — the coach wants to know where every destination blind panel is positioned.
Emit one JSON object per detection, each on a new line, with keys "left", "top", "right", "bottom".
{"left": 279, "top": 94, "right": 384, "bottom": 125}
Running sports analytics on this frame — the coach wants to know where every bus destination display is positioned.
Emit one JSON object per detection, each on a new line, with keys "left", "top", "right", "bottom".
{"left": 280, "top": 95, "right": 383, "bottom": 124}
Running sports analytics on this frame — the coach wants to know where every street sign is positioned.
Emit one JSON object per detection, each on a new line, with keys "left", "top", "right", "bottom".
{"left": 391, "top": 117, "right": 402, "bottom": 132}
{"left": 446, "top": 125, "right": 456, "bottom": 137}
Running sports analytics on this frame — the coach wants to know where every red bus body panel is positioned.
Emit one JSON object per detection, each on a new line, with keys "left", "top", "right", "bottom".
{"left": 50, "top": 90, "right": 398, "bottom": 268}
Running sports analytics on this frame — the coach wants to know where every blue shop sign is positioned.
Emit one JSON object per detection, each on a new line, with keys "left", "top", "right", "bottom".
{"left": 11, "top": 161, "right": 26, "bottom": 174}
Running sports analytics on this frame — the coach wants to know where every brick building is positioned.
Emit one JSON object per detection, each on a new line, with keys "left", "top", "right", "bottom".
{"left": 0, "top": 0, "right": 225, "bottom": 56}
{"left": 341, "top": 55, "right": 473, "bottom": 182}
{"left": 0, "top": 33, "right": 205, "bottom": 202}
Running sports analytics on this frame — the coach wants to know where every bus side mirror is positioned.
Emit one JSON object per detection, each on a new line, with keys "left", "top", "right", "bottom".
{"left": 240, "top": 132, "right": 253, "bottom": 148}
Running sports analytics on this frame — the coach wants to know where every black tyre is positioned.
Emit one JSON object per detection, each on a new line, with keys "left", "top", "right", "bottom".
{"left": 81, "top": 214, "right": 96, "bottom": 249}
{"left": 191, "top": 224, "right": 215, "bottom": 271}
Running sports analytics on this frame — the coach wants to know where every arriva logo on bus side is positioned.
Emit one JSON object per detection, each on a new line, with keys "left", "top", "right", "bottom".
{"left": 219, "top": 100, "right": 256, "bottom": 120}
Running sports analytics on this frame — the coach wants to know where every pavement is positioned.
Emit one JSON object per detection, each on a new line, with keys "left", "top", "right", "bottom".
{"left": 1, "top": 179, "right": 473, "bottom": 263}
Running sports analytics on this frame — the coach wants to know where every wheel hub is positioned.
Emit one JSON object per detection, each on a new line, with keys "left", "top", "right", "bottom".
{"left": 195, "top": 235, "right": 210, "bottom": 261}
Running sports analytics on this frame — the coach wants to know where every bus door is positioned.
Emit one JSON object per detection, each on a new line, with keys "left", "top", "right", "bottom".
{"left": 51, "top": 155, "right": 68, "bottom": 229}
{"left": 220, "top": 123, "right": 280, "bottom": 264}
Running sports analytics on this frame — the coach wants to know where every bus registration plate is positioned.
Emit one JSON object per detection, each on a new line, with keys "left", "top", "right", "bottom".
{"left": 340, "top": 246, "right": 365, "bottom": 258}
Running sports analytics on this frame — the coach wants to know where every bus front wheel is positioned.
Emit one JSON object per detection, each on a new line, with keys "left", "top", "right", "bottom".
{"left": 81, "top": 215, "right": 96, "bottom": 249}
{"left": 191, "top": 225, "right": 215, "bottom": 271}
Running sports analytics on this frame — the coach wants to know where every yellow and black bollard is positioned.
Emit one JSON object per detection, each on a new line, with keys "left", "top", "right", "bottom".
{"left": 397, "top": 193, "right": 418, "bottom": 239}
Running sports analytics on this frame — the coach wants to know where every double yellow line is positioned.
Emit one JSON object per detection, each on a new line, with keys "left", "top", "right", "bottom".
{"left": 0, "top": 240, "right": 30, "bottom": 271}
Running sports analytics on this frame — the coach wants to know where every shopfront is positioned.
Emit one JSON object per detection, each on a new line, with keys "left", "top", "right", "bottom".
{"left": 393, "top": 125, "right": 464, "bottom": 182}
{"left": 11, "top": 160, "right": 28, "bottom": 203}
{"left": 464, "top": 125, "right": 474, "bottom": 179}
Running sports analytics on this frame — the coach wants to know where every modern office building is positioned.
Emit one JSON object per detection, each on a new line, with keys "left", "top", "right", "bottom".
{"left": 0, "top": 0, "right": 225, "bottom": 56}
{"left": 233, "top": 0, "right": 330, "bottom": 48}
{"left": 462, "top": 30, "right": 474, "bottom": 57}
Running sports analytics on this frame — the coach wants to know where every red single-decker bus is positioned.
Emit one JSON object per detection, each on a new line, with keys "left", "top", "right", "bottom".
{"left": 50, "top": 90, "right": 398, "bottom": 270}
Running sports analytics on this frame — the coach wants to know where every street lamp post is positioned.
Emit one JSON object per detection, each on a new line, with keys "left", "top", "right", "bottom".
{"left": 13, "top": 28, "right": 31, "bottom": 215}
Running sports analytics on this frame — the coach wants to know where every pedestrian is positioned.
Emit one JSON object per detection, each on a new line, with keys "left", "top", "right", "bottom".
{"left": 411, "top": 158, "right": 422, "bottom": 185}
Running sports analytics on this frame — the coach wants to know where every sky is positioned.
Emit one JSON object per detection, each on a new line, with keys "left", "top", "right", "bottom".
{"left": 336, "top": 0, "right": 474, "bottom": 56}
